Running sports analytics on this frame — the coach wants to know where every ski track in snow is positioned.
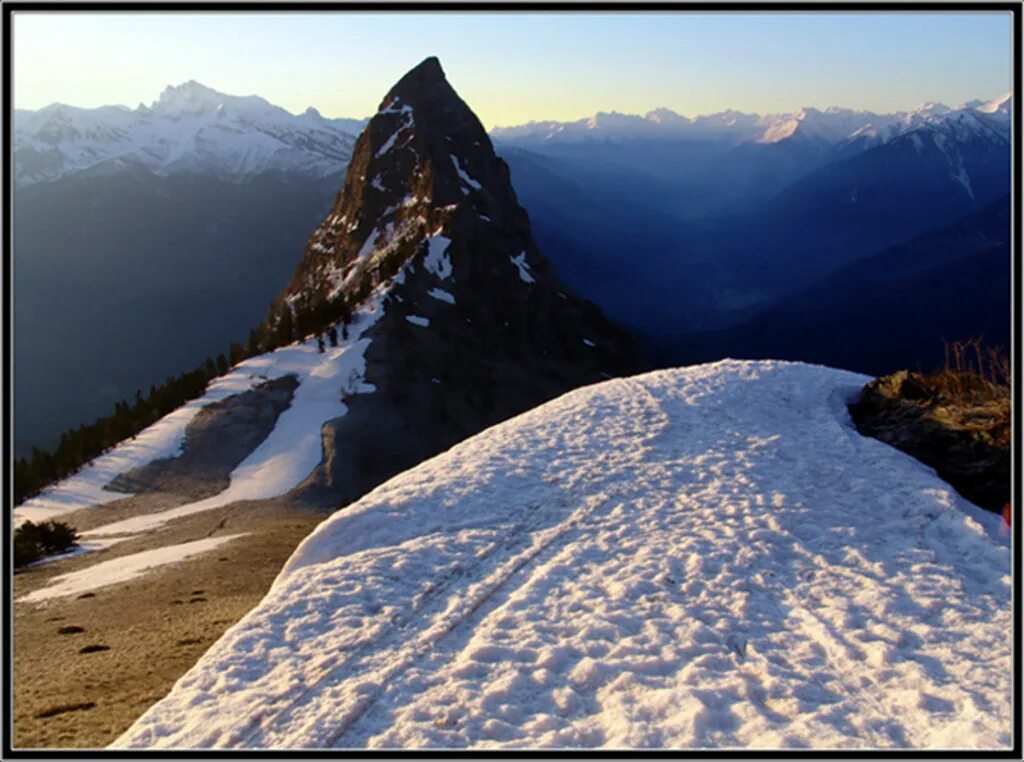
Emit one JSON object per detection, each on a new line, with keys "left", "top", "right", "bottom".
{"left": 115, "top": 361, "right": 1011, "bottom": 750}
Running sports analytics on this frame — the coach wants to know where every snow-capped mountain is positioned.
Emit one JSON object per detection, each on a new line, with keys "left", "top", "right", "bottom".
{"left": 113, "top": 360, "right": 1011, "bottom": 749}
{"left": 13, "top": 81, "right": 365, "bottom": 184}
{"left": 490, "top": 94, "right": 1012, "bottom": 148}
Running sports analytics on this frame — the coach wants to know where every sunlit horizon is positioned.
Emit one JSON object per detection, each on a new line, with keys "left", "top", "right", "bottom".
{"left": 12, "top": 11, "right": 1013, "bottom": 130}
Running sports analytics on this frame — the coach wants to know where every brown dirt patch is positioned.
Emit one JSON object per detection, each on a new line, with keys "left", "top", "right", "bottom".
{"left": 12, "top": 498, "right": 326, "bottom": 750}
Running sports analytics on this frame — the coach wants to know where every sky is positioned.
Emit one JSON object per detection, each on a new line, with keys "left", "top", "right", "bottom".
{"left": 12, "top": 11, "right": 1013, "bottom": 129}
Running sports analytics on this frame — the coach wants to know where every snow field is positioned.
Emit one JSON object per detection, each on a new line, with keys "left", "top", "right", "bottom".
{"left": 115, "top": 361, "right": 1011, "bottom": 750}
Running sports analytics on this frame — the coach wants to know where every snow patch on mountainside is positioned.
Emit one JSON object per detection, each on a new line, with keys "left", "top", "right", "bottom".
{"left": 15, "top": 373, "right": 272, "bottom": 525}
{"left": 510, "top": 251, "right": 535, "bottom": 284}
{"left": 79, "top": 294, "right": 386, "bottom": 540}
{"left": 16, "top": 282, "right": 388, "bottom": 536}
{"left": 115, "top": 360, "right": 1011, "bottom": 750}
{"left": 20, "top": 534, "right": 248, "bottom": 603}
{"left": 423, "top": 235, "right": 453, "bottom": 280}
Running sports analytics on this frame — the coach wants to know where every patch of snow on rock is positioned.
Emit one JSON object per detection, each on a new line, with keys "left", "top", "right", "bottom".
{"left": 450, "top": 154, "right": 482, "bottom": 191}
{"left": 510, "top": 251, "right": 535, "bottom": 284}
{"left": 423, "top": 235, "right": 453, "bottom": 280}
{"left": 427, "top": 288, "right": 456, "bottom": 305}
{"left": 356, "top": 228, "right": 380, "bottom": 258}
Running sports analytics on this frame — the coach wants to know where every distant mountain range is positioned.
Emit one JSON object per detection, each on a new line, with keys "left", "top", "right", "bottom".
{"left": 15, "top": 83, "right": 1010, "bottom": 185}
{"left": 491, "top": 94, "right": 1010, "bottom": 147}
{"left": 13, "top": 81, "right": 366, "bottom": 184}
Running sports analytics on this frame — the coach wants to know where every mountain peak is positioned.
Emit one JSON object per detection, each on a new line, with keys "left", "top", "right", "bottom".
{"left": 154, "top": 80, "right": 226, "bottom": 113}
{"left": 267, "top": 56, "right": 640, "bottom": 508}
{"left": 977, "top": 92, "right": 1012, "bottom": 115}
{"left": 378, "top": 56, "right": 448, "bottom": 109}
{"left": 279, "top": 56, "right": 523, "bottom": 307}
{"left": 644, "top": 108, "right": 689, "bottom": 125}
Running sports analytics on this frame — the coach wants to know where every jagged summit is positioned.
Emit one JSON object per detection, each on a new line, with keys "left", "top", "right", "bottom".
{"left": 270, "top": 57, "right": 642, "bottom": 505}
{"left": 279, "top": 56, "right": 562, "bottom": 307}
{"left": 154, "top": 80, "right": 231, "bottom": 112}
{"left": 381, "top": 56, "right": 448, "bottom": 105}
{"left": 14, "top": 81, "right": 360, "bottom": 184}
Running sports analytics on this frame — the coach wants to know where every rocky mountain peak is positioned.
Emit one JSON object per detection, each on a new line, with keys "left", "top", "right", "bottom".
{"left": 280, "top": 56, "right": 538, "bottom": 308}
{"left": 154, "top": 80, "right": 226, "bottom": 113}
{"left": 269, "top": 57, "right": 642, "bottom": 504}
{"left": 380, "top": 56, "right": 448, "bottom": 106}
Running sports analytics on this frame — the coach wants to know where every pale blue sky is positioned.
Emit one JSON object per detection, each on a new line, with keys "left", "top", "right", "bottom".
{"left": 13, "top": 11, "right": 1013, "bottom": 128}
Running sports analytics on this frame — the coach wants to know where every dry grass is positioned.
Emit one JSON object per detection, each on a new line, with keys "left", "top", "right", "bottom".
{"left": 933, "top": 337, "right": 1011, "bottom": 405}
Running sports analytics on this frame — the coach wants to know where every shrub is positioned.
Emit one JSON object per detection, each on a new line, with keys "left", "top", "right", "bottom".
{"left": 13, "top": 533, "right": 42, "bottom": 568}
{"left": 14, "top": 520, "right": 79, "bottom": 568}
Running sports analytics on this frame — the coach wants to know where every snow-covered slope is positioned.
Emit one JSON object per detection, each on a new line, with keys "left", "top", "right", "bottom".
{"left": 14, "top": 283, "right": 388, "bottom": 531}
{"left": 115, "top": 360, "right": 1011, "bottom": 750}
{"left": 490, "top": 95, "right": 1012, "bottom": 148}
{"left": 13, "top": 81, "right": 364, "bottom": 184}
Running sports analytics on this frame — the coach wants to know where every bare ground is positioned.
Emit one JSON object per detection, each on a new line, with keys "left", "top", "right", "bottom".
{"left": 13, "top": 496, "right": 326, "bottom": 749}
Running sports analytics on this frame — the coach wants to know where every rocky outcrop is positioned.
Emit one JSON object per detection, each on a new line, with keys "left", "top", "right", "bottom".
{"left": 269, "top": 57, "right": 643, "bottom": 506}
{"left": 850, "top": 370, "right": 1009, "bottom": 513}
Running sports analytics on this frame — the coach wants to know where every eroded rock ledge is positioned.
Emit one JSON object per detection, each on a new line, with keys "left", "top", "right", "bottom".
{"left": 850, "top": 370, "right": 1009, "bottom": 513}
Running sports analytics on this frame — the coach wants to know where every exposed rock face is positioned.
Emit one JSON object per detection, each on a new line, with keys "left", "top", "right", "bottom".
{"left": 850, "top": 370, "right": 1009, "bottom": 513}
{"left": 273, "top": 57, "right": 644, "bottom": 506}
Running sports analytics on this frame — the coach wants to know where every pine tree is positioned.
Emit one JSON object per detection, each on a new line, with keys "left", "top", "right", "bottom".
{"left": 278, "top": 307, "right": 294, "bottom": 347}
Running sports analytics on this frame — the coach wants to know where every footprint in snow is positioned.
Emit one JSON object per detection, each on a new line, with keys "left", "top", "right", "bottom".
{"left": 725, "top": 633, "right": 748, "bottom": 658}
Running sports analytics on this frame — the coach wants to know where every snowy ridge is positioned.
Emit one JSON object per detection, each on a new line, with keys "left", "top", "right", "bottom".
{"left": 116, "top": 360, "right": 1010, "bottom": 750}
{"left": 490, "top": 94, "right": 1012, "bottom": 147}
{"left": 13, "top": 81, "right": 365, "bottom": 184}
